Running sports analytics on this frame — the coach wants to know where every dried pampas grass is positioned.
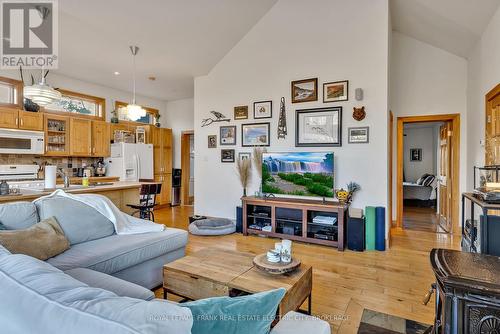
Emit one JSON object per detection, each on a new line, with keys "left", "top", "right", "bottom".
{"left": 236, "top": 157, "right": 252, "bottom": 194}
{"left": 252, "top": 147, "right": 266, "bottom": 179}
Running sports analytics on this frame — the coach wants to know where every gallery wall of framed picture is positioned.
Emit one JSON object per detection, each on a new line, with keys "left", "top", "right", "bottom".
{"left": 206, "top": 75, "right": 370, "bottom": 164}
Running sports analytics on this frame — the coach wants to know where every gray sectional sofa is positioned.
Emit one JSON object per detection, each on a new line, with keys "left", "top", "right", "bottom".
{"left": 0, "top": 196, "right": 188, "bottom": 289}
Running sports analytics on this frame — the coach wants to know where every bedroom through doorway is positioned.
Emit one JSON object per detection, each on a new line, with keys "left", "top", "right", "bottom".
{"left": 396, "top": 114, "right": 460, "bottom": 235}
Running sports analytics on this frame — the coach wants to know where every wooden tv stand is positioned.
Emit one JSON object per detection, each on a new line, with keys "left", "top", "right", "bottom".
{"left": 242, "top": 196, "right": 349, "bottom": 251}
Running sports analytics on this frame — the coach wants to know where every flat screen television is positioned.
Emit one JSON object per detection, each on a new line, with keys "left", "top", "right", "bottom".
{"left": 262, "top": 152, "right": 334, "bottom": 198}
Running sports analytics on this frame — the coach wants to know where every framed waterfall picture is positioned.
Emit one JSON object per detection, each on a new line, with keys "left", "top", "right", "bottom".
{"left": 295, "top": 107, "right": 342, "bottom": 147}
{"left": 241, "top": 123, "right": 270, "bottom": 147}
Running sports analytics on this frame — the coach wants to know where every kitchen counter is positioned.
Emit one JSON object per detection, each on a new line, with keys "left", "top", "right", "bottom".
{"left": 0, "top": 182, "right": 144, "bottom": 214}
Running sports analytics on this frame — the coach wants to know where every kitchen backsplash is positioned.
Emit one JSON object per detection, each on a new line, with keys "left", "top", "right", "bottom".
{"left": 0, "top": 155, "right": 100, "bottom": 177}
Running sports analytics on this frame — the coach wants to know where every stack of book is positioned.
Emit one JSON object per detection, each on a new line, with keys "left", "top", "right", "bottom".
{"left": 313, "top": 216, "right": 337, "bottom": 226}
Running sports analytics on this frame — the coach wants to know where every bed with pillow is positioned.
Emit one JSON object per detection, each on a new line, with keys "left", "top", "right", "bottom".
{"left": 403, "top": 174, "right": 437, "bottom": 207}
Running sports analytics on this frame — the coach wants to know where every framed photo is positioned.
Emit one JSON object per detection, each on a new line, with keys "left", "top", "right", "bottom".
{"left": 135, "top": 127, "right": 146, "bottom": 144}
{"left": 348, "top": 127, "right": 369, "bottom": 143}
{"left": 234, "top": 106, "right": 248, "bottom": 120}
{"left": 221, "top": 149, "right": 235, "bottom": 163}
{"left": 296, "top": 107, "right": 342, "bottom": 147}
{"left": 410, "top": 148, "right": 422, "bottom": 161}
{"left": 323, "top": 80, "right": 348, "bottom": 102}
{"left": 253, "top": 100, "right": 272, "bottom": 119}
{"left": 220, "top": 126, "right": 237, "bottom": 145}
{"left": 239, "top": 152, "right": 251, "bottom": 161}
{"left": 208, "top": 135, "right": 217, "bottom": 148}
{"left": 291, "top": 78, "right": 318, "bottom": 103}
{"left": 241, "top": 123, "right": 270, "bottom": 147}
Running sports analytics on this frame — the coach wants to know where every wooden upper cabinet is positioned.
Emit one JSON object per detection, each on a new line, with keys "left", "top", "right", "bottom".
{"left": 92, "top": 120, "right": 110, "bottom": 157}
{"left": 151, "top": 127, "right": 173, "bottom": 174}
{"left": 0, "top": 108, "right": 20, "bottom": 129}
{"left": 485, "top": 84, "right": 500, "bottom": 165}
{"left": 18, "top": 110, "right": 44, "bottom": 131}
{"left": 70, "top": 118, "right": 92, "bottom": 156}
{"left": 45, "top": 114, "right": 70, "bottom": 156}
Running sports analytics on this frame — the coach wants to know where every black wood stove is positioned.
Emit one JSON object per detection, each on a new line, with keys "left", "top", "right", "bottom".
{"left": 429, "top": 248, "right": 500, "bottom": 334}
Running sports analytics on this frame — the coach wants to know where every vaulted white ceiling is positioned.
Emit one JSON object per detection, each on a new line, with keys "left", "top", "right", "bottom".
{"left": 391, "top": 0, "right": 500, "bottom": 58}
{"left": 55, "top": 0, "right": 277, "bottom": 101}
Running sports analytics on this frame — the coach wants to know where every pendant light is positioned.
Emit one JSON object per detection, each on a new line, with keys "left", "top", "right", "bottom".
{"left": 23, "top": 70, "right": 62, "bottom": 107}
{"left": 124, "top": 46, "right": 146, "bottom": 121}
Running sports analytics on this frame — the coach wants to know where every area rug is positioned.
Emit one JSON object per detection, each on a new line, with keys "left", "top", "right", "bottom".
{"left": 357, "top": 309, "right": 431, "bottom": 334}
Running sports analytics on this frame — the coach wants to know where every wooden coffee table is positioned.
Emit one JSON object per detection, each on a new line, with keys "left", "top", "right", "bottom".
{"left": 163, "top": 248, "right": 312, "bottom": 316}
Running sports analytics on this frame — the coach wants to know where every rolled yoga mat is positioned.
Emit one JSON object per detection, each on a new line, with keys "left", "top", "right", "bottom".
{"left": 375, "top": 207, "right": 386, "bottom": 251}
{"left": 365, "top": 206, "right": 376, "bottom": 250}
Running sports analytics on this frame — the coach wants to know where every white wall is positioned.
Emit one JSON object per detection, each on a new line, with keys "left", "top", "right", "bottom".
{"left": 0, "top": 70, "right": 166, "bottom": 119}
{"left": 194, "top": 0, "right": 389, "bottom": 226}
{"left": 162, "top": 98, "right": 195, "bottom": 169}
{"left": 467, "top": 6, "right": 500, "bottom": 189}
{"left": 390, "top": 31, "right": 467, "bottom": 218}
{"left": 403, "top": 126, "right": 437, "bottom": 182}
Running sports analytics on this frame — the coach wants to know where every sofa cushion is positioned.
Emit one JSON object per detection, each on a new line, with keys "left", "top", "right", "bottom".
{"left": 0, "top": 253, "right": 192, "bottom": 334}
{"left": 35, "top": 196, "right": 115, "bottom": 245}
{"left": 183, "top": 288, "right": 286, "bottom": 334}
{"left": 0, "top": 201, "right": 39, "bottom": 229}
{"left": 65, "top": 268, "right": 155, "bottom": 301}
{"left": 47, "top": 228, "right": 188, "bottom": 274}
{"left": 0, "top": 216, "right": 70, "bottom": 260}
{"left": 0, "top": 244, "right": 10, "bottom": 257}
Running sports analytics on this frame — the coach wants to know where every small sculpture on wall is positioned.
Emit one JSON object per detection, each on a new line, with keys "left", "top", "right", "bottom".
{"left": 277, "top": 97, "right": 287, "bottom": 139}
{"left": 201, "top": 111, "right": 230, "bottom": 127}
{"left": 352, "top": 106, "right": 366, "bottom": 121}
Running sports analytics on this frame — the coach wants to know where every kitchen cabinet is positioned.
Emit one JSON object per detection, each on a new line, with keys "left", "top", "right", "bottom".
{"left": 44, "top": 114, "right": 70, "bottom": 156}
{"left": 70, "top": 118, "right": 92, "bottom": 156}
{"left": 0, "top": 108, "right": 44, "bottom": 131}
{"left": 91, "top": 120, "right": 110, "bottom": 157}
{"left": 0, "top": 108, "right": 20, "bottom": 128}
{"left": 18, "top": 111, "right": 44, "bottom": 131}
{"left": 151, "top": 127, "right": 173, "bottom": 205}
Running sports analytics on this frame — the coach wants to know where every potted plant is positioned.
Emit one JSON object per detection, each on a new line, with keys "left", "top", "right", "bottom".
{"left": 110, "top": 108, "right": 119, "bottom": 123}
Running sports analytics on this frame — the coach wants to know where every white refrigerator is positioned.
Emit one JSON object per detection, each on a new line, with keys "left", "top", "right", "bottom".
{"left": 105, "top": 143, "right": 153, "bottom": 181}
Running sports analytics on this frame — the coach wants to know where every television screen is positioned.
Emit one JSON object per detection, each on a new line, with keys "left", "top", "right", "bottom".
{"left": 262, "top": 152, "right": 334, "bottom": 198}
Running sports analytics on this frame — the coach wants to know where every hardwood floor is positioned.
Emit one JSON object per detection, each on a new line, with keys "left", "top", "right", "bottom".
{"left": 403, "top": 206, "right": 448, "bottom": 233}
{"left": 154, "top": 206, "right": 461, "bottom": 333}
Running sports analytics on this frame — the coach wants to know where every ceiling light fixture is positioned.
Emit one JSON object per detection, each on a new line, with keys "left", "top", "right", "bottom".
{"left": 23, "top": 72, "right": 61, "bottom": 107}
{"left": 123, "top": 46, "right": 146, "bottom": 121}
{"left": 114, "top": 71, "right": 120, "bottom": 75}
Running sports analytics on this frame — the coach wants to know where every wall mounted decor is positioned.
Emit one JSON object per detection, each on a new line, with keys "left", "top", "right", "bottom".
{"left": 220, "top": 126, "right": 237, "bottom": 145}
{"left": 323, "top": 80, "right": 348, "bottom": 103}
{"left": 296, "top": 107, "right": 342, "bottom": 147}
{"left": 136, "top": 127, "right": 146, "bottom": 144}
{"left": 348, "top": 127, "right": 369, "bottom": 143}
{"left": 352, "top": 106, "right": 366, "bottom": 121}
{"left": 221, "top": 149, "right": 235, "bottom": 163}
{"left": 277, "top": 97, "right": 287, "bottom": 139}
{"left": 291, "top": 78, "right": 318, "bottom": 103}
{"left": 253, "top": 101, "right": 272, "bottom": 119}
{"left": 410, "top": 148, "right": 422, "bottom": 161}
{"left": 208, "top": 135, "right": 217, "bottom": 148}
{"left": 242, "top": 123, "right": 270, "bottom": 147}
{"left": 239, "top": 152, "right": 251, "bottom": 161}
{"left": 201, "top": 111, "right": 231, "bottom": 127}
{"left": 234, "top": 106, "right": 249, "bottom": 120}
{"left": 355, "top": 88, "right": 364, "bottom": 101}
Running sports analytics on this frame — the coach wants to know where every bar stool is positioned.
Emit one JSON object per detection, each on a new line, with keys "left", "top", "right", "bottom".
{"left": 127, "top": 183, "right": 162, "bottom": 222}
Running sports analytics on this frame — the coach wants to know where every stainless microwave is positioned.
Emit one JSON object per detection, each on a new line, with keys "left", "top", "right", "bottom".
{"left": 0, "top": 128, "right": 45, "bottom": 154}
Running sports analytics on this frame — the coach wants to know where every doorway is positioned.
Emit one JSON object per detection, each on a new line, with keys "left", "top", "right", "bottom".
{"left": 396, "top": 114, "right": 460, "bottom": 234}
{"left": 180, "top": 131, "right": 194, "bottom": 205}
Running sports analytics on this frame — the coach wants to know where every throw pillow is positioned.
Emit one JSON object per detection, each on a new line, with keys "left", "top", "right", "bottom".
{"left": 416, "top": 174, "right": 430, "bottom": 185}
{"left": 182, "top": 288, "right": 286, "bottom": 334}
{"left": 423, "top": 175, "right": 435, "bottom": 187}
{"left": 0, "top": 216, "right": 70, "bottom": 260}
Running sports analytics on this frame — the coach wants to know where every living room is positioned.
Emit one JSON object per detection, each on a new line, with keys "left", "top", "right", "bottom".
{"left": 0, "top": 0, "right": 499, "bottom": 333}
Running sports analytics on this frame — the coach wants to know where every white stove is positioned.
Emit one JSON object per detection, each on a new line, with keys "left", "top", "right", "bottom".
{"left": 0, "top": 164, "right": 39, "bottom": 181}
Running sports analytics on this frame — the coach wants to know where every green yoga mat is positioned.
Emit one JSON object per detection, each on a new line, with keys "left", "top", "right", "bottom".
{"left": 365, "top": 206, "right": 376, "bottom": 250}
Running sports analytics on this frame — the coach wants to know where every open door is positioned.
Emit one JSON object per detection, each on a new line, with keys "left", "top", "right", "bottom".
{"left": 438, "top": 122, "right": 452, "bottom": 232}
